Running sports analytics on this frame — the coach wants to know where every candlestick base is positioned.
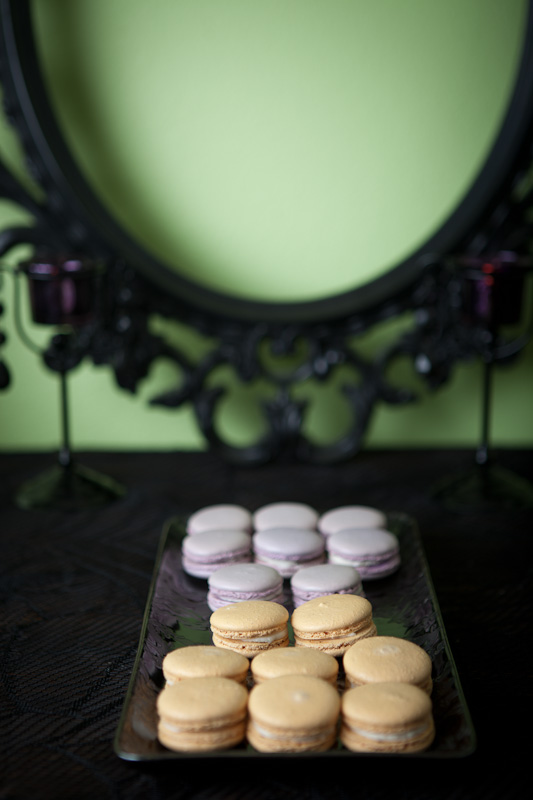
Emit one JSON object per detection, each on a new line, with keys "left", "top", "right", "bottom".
{"left": 15, "top": 461, "right": 126, "bottom": 511}
{"left": 431, "top": 459, "right": 533, "bottom": 512}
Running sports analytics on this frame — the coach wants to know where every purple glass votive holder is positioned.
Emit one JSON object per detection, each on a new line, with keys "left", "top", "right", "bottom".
{"left": 457, "top": 251, "right": 531, "bottom": 328}
{"left": 19, "top": 255, "right": 101, "bottom": 326}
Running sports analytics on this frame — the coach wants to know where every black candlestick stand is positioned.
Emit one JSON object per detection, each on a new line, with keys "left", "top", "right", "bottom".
{"left": 10, "top": 255, "right": 126, "bottom": 511}
{"left": 14, "top": 346, "right": 126, "bottom": 511}
{"left": 432, "top": 252, "right": 533, "bottom": 511}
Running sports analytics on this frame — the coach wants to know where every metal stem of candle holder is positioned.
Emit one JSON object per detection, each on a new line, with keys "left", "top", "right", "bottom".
{"left": 432, "top": 252, "right": 533, "bottom": 511}
{"left": 9, "top": 256, "right": 126, "bottom": 511}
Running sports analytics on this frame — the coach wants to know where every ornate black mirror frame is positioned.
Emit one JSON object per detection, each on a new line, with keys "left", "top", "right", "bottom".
{"left": 1, "top": 0, "right": 533, "bottom": 465}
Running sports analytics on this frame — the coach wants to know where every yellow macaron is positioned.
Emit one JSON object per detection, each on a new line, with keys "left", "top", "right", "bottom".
{"left": 343, "top": 636, "right": 433, "bottom": 694}
{"left": 340, "top": 682, "right": 435, "bottom": 753}
{"left": 162, "top": 645, "right": 249, "bottom": 685}
{"left": 250, "top": 646, "right": 339, "bottom": 685}
{"left": 157, "top": 676, "right": 248, "bottom": 752}
{"left": 291, "top": 594, "right": 377, "bottom": 656}
{"left": 210, "top": 600, "right": 289, "bottom": 658}
{"left": 247, "top": 674, "right": 341, "bottom": 752}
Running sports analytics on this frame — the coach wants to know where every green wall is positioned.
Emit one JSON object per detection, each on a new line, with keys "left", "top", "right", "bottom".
{"left": 1, "top": 0, "right": 532, "bottom": 453}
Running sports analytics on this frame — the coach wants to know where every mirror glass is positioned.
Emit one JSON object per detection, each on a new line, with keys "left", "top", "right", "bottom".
{"left": 33, "top": 0, "right": 527, "bottom": 304}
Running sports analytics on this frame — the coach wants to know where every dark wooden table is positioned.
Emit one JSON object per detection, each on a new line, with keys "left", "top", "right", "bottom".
{"left": 1, "top": 449, "right": 531, "bottom": 800}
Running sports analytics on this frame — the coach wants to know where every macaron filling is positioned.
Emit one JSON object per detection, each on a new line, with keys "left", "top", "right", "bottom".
{"left": 207, "top": 563, "right": 285, "bottom": 610}
{"left": 159, "top": 715, "right": 245, "bottom": 735}
{"left": 315, "top": 626, "right": 375, "bottom": 642}
{"left": 328, "top": 552, "right": 400, "bottom": 575}
{"left": 292, "top": 586, "right": 362, "bottom": 605}
{"left": 294, "top": 624, "right": 377, "bottom": 648}
{"left": 248, "top": 721, "right": 337, "bottom": 744}
{"left": 238, "top": 629, "right": 288, "bottom": 645}
{"left": 291, "top": 564, "right": 364, "bottom": 606}
{"left": 213, "top": 628, "right": 288, "bottom": 647}
{"left": 344, "top": 722, "right": 431, "bottom": 743}
{"left": 253, "top": 528, "right": 326, "bottom": 577}
{"left": 326, "top": 529, "right": 400, "bottom": 579}
{"left": 256, "top": 554, "right": 326, "bottom": 572}
{"left": 207, "top": 588, "right": 285, "bottom": 609}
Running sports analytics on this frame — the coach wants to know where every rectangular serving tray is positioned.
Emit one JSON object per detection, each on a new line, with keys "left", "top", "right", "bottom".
{"left": 114, "top": 512, "right": 476, "bottom": 761}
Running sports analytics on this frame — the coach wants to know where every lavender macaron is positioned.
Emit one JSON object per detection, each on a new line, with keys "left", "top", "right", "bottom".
{"left": 181, "top": 530, "right": 252, "bottom": 579}
{"left": 318, "top": 506, "right": 387, "bottom": 538}
{"left": 291, "top": 564, "right": 365, "bottom": 607}
{"left": 326, "top": 528, "right": 400, "bottom": 580}
{"left": 186, "top": 504, "right": 252, "bottom": 535}
{"left": 253, "top": 528, "right": 326, "bottom": 578}
{"left": 253, "top": 502, "right": 318, "bottom": 532}
{"left": 207, "top": 563, "right": 285, "bottom": 611}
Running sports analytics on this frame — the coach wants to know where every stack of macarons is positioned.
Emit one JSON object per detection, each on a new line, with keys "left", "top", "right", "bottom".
{"left": 291, "top": 594, "right": 377, "bottom": 657}
{"left": 181, "top": 504, "right": 254, "bottom": 579}
{"left": 340, "top": 682, "right": 435, "bottom": 753}
{"left": 247, "top": 674, "right": 341, "bottom": 752}
{"left": 156, "top": 601, "right": 435, "bottom": 754}
{"left": 339, "top": 634, "right": 435, "bottom": 753}
{"left": 252, "top": 527, "right": 326, "bottom": 577}
{"left": 325, "top": 527, "right": 401, "bottom": 580}
{"left": 206, "top": 563, "right": 285, "bottom": 611}
{"left": 181, "top": 530, "right": 253, "bottom": 579}
{"left": 209, "top": 595, "right": 378, "bottom": 661}
{"left": 251, "top": 502, "right": 326, "bottom": 577}
{"left": 182, "top": 501, "right": 327, "bottom": 583}
{"left": 318, "top": 505, "right": 401, "bottom": 580}
{"left": 157, "top": 677, "right": 248, "bottom": 752}
{"left": 210, "top": 599, "right": 290, "bottom": 657}
{"left": 153, "top": 503, "right": 439, "bottom": 755}
{"left": 183, "top": 501, "right": 400, "bottom": 611}
{"left": 158, "top": 643, "right": 251, "bottom": 752}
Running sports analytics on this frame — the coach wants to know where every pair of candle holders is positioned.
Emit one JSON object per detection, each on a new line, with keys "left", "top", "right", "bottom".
{"left": 3, "top": 251, "right": 533, "bottom": 512}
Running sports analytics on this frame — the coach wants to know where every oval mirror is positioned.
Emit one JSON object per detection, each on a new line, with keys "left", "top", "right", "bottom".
{"left": 4, "top": 0, "right": 533, "bottom": 322}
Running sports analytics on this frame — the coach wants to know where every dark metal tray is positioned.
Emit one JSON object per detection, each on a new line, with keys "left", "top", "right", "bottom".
{"left": 114, "top": 512, "right": 476, "bottom": 761}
